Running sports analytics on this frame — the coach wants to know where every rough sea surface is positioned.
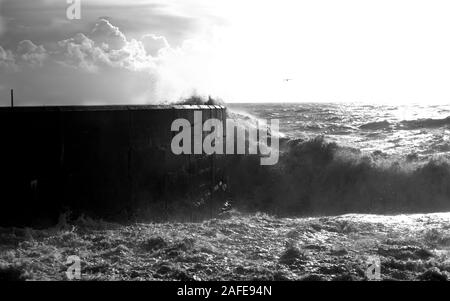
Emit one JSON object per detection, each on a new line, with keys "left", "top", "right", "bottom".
{"left": 1, "top": 212, "right": 449, "bottom": 281}
{"left": 228, "top": 102, "right": 450, "bottom": 160}
{"left": 1, "top": 102, "right": 450, "bottom": 281}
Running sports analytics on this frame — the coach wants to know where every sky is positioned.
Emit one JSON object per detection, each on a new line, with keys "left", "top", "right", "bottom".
{"left": 1, "top": 0, "right": 450, "bottom": 105}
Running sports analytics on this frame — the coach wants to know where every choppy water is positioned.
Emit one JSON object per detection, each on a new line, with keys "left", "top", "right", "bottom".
{"left": 3, "top": 212, "right": 449, "bottom": 280}
{"left": 228, "top": 103, "right": 450, "bottom": 160}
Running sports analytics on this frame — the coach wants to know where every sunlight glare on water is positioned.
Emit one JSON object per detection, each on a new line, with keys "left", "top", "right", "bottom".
{"left": 228, "top": 103, "right": 450, "bottom": 160}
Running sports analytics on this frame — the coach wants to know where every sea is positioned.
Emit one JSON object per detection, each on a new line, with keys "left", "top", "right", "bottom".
{"left": 228, "top": 102, "right": 450, "bottom": 161}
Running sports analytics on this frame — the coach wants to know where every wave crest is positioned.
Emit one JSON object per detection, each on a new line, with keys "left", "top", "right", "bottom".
{"left": 226, "top": 137, "right": 450, "bottom": 216}
{"left": 400, "top": 116, "right": 450, "bottom": 130}
{"left": 359, "top": 120, "right": 391, "bottom": 130}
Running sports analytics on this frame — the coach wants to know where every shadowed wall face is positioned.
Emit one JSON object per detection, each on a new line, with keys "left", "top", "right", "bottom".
{"left": 0, "top": 105, "right": 226, "bottom": 226}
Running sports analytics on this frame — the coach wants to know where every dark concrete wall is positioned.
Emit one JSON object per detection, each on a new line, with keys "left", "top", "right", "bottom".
{"left": 0, "top": 105, "right": 226, "bottom": 226}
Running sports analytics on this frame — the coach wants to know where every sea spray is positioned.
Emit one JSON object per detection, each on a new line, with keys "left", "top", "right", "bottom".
{"left": 223, "top": 136, "right": 450, "bottom": 216}
{"left": 170, "top": 110, "right": 280, "bottom": 165}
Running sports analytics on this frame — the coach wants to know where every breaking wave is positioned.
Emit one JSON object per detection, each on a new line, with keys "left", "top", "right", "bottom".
{"left": 400, "top": 116, "right": 450, "bottom": 130}
{"left": 352, "top": 116, "right": 450, "bottom": 131}
{"left": 225, "top": 136, "right": 450, "bottom": 216}
{"left": 220, "top": 107, "right": 450, "bottom": 216}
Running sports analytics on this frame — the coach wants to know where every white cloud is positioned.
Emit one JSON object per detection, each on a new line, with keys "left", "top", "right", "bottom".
{"left": 0, "top": 45, "right": 16, "bottom": 69}
{"left": 52, "top": 20, "right": 158, "bottom": 73}
{"left": 90, "top": 19, "right": 127, "bottom": 50}
{"left": 56, "top": 33, "right": 110, "bottom": 72}
{"left": 141, "top": 34, "right": 170, "bottom": 57}
{"left": 16, "top": 40, "right": 47, "bottom": 66}
{"left": 0, "top": 18, "right": 216, "bottom": 105}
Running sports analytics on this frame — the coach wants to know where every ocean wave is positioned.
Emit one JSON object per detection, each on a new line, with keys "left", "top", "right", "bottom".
{"left": 359, "top": 120, "right": 391, "bottom": 130}
{"left": 400, "top": 116, "right": 450, "bottom": 130}
{"left": 225, "top": 137, "right": 450, "bottom": 216}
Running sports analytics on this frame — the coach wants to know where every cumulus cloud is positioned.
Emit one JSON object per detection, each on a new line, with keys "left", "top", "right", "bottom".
{"left": 0, "top": 45, "right": 15, "bottom": 69}
{"left": 55, "top": 33, "right": 111, "bottom": 72}
{"left": 52, "top": 20, "right": 157, "bottom": 73}
{"left": 16, "top": 40, "right": 47, "bottom": 66}
{"left": 141, "top": 34, "right": 170, "bottom": 57}
{"left": 90, "top": 19, "right": 127, "bottom": 51}
{"left": 0, "top": 18, "right": 216, "bottom": 105}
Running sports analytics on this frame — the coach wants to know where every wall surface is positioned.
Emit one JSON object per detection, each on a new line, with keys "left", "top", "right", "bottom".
{"left": 0, "top": 105, "right": 227, "bottom": 226}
